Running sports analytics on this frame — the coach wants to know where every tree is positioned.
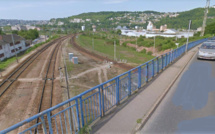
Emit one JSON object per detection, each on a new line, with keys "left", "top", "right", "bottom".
{"left": 205, "top": 22, "right": 215, "bottom": 35}
{"left": 116, "top": 29, "right": 122, "bottom": 35}
{"left": 0, "top": 28, "right": 3, "bottom": 35}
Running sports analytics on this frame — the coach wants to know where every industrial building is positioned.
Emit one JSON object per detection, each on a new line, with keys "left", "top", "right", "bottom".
{"left": 0, "top": 34, "right": 29, "bottom": 61}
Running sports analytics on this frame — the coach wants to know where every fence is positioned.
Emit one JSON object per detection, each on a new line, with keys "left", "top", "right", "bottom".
{"left": 0, "top": 38, "right": 208, "bottom": 134}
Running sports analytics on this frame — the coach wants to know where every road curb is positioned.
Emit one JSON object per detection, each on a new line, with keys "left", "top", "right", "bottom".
{"left": 133, "top": 47, "right": 198, "bottom": 134}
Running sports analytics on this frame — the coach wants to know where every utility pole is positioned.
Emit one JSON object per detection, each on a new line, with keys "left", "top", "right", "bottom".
{"left": 114, "top": 41, "right": 116, "bottom": 61}
{"left": 153, "top": 36, "right": 156, "bottom": 54}
{"left": 92, "top": 33, "right": 94, "bottom": 50}
{"left": 201, "top": 0, "right": 210, "bottom": 36}
{"left": 11, "top": 34, "right": 19, "bottom": 63}
{"left": 186, "top": 20, "right": 192, "bottom": 53}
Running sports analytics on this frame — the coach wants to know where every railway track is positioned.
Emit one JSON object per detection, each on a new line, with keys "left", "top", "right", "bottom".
{"left": 34, "top": 36, "right": 69, "bottom": 134}
{"left": 37, "top": 38, "right": 65, "bottom": 113}
{"left": 0, "top": 36, "right": 67, "bottom": 98}
{"left": 0, "top": 39, "right": 57, "bottom": 98}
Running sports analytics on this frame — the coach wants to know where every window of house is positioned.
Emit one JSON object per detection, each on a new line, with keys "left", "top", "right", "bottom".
{"left": 11, "top": 49, "right": 15, "bottom": 53}
{"left": 16, "top": 41, "right": 20, "bottom": 45}
{"left": 19, "top": 47, "right": 22, "bottom": 50}
{"left": 0, "top": 53, "right": 4, "bottom": 58}
{"left": 0, "top": 45, "right": 2, "bottom": 50}
{"left": 10, "top": 43, "right": 13, "bottom": 46}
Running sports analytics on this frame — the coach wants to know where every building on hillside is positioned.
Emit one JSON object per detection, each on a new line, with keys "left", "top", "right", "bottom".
{"left": 147, "top": 21, "right": 153, "bottom": 31}
{"left": 0, "top": 34, "right": 29, "bottom": 61}
{"left": 197, "top": 27, "right": 202, "bottom": 32}
{"left": 58, "top": 21, "right": 64, "bottom": 26}
{"left": 81, "top": 26, "right": 85, "bottom": 31}
{"left": 26, "top": 25, "right": 36, "bottom": 30}
{"left": 160, "top": 24, "right": 167, "bottom": 32}
{"left": 92, "top": 25, "right": 96, "bottom": 32}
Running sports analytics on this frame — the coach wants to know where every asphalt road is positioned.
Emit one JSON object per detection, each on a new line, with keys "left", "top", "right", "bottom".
{"left": 141, "top": 52, "right": 215, "bottom": 134}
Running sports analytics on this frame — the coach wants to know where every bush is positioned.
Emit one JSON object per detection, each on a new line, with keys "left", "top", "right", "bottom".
{"left": 141, "top": 49, "right": 147, "bottom": 54}
{"left": 147, "top": 51, "right": 152, "bottom": 55}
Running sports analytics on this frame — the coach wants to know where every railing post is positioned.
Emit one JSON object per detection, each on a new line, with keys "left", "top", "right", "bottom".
{"left": 75, "top": 99, "right": 80, "bottom": 131}
{"left": 146, "top": 63, "right": 149, "bottom": 83}
{"left": 157, "top": 57, "right": 159, "bottom": 74}
{"left": 152, "top": 60, "right": 154, "bottom": 77}
{"left": 47, "top": 112, "right": 53, "bottom": 134}
{"left": 161, "top": 55, "right": 163, "bottom": 70}
{"left": 101, "top": 85, "right": 105, "bottom": 116}
{"left": 165, "top": 53, "right": 167, "bottom": 67}
{"left": 128, "top": 71, "right": 131, "bottom": 95}
{"left": 138, "top": 67, "right": 141, "bottom": 89}
{"left": 98, "top": 87, "right": 103, "bottom": 117}
{"left": 116, "top": 77, "right": 120, "bottom": 105}
{"left": 79, "top": 97, "right": 85, "bottom": 127}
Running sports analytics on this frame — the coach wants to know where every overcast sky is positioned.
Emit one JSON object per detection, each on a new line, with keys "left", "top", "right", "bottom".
{"left": 0, "top": 0, "right": 214, "bottom": 20}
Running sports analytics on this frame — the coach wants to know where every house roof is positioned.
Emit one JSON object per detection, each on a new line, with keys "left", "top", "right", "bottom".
{"left": 0, "top": 34, "right": 24, "bottom": 46}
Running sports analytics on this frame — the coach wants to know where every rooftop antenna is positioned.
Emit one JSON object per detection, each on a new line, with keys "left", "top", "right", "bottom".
{"left": 201, "top": 0, "right": 210, "bottom": 36}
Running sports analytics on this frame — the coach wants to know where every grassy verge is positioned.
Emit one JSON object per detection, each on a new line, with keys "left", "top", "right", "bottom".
{"left": 0, "top": 35, "right": 59, "bottom": 71}
{"left": 76, "top": 35, "right": 155, "bottom": 65}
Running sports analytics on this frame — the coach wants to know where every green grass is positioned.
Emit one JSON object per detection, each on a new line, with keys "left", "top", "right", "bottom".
{"left": 136, "top": 118, "right": 142, "bottom": 124}
{"left": 0, "top": 35, "right": 60, "bottom": 71}
{"left": 76, "top": 35, "right": 155, "bottom": 65}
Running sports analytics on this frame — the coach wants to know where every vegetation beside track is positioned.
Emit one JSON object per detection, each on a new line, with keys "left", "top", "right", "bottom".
{"left": 76, "top": 34, "right": 155, "bottom": 65}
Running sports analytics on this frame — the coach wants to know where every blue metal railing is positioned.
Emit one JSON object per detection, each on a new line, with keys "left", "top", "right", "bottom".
{"left": 0, "top": 38, "right": 208, "bottom": 134}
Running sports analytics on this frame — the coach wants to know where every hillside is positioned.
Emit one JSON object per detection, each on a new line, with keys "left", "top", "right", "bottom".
{"left": 154, "top": 8, "right": 215, "bottom": 29}
{"left": 48, "top": 8, "right": 215, "bottom": 30}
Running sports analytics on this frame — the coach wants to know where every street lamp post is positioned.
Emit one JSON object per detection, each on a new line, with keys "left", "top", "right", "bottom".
{"left": 186, "top": 20, "right": 192, "bottom": 53}
{"left": 153, "top": 36, "right": 156, "bottom": 54}
{"left": 92, "top": 32, "right": 94, "bottom": 50}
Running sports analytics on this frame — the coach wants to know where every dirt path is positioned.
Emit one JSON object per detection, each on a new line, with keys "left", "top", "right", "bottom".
{"left": 70, "top": 64, "right": 109, "bottom": 79}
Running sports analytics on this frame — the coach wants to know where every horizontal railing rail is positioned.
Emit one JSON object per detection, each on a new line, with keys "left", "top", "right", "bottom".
{"left": 0, "top": 38, "right": 208, "bottom": 134}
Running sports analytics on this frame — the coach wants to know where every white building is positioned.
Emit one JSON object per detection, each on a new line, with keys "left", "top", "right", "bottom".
{"left": 0, "top": 34, "right": 29, "bottom": 61}
{"left": 58, "top": 21, "right": 64, "bottom": 26}
{"left": 147, "top": 21, "right": 153, "bottom": 31}
{"left": 81, "top": 26, "right": 85, "bottom": 31}
{"left": 70, "top": 19, "right": 85, "bottom": 23}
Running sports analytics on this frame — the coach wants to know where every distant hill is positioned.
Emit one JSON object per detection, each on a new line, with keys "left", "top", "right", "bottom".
{"left": 48, "top": 8, "right": 215, "bottom": 30}
{"left": 0, "top": 19, "right": 48, "bottom": 27}
{"left": 154, "top": 8, "right": 215, "bottom": 29}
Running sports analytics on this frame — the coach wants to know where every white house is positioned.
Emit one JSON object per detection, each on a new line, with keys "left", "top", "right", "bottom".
{"left": 147, "top": 21, "right": 153, "bottom": 31}
{"left": 0, "top": 34, "right": 29, "bottom": 61}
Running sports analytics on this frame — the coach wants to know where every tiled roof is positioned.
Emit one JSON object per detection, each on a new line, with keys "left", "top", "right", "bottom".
{"left": 0, "top": 34, "right": 24, "bottom": 46}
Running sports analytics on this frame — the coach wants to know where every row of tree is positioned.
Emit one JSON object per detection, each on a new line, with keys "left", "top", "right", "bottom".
{"left": 12, "top": 29, "right": 39, "bottom": 40}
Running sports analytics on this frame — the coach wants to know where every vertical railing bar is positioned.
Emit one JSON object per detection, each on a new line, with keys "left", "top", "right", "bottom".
{"left": 59, "top": 114, "right": 64, "bottom": 134}
{"left": 40, "top": 116, "right": 48, "bottom": 134}
{"left": 71, "top": 107, "right": 77, "bottom": 133}
{"left": 101, "top": 85, "right": 105, "bottom": 116}
{"left": 93, "top": 95, "right": 95, "bottom": 119}
{"left": 87, "top": 99, "right": 90, "bottom": 124}
{"left": 63, "top": 112, "right": 68, "bottom": 134}
{"left": 67, "top": 110, "right": 73, "bottom": 133}
{"left": 47, "top": 112, "right": 53, "bottom": 134}
{"left": 75, "top": 99, "right": 80, "bottom": 131}
{"left": 79, "top": 97, "right": 85, "bottom": 127}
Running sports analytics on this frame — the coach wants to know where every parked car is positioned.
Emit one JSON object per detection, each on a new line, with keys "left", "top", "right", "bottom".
{"left": 197, "top": 42, "right": 215, "bottom": 60}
